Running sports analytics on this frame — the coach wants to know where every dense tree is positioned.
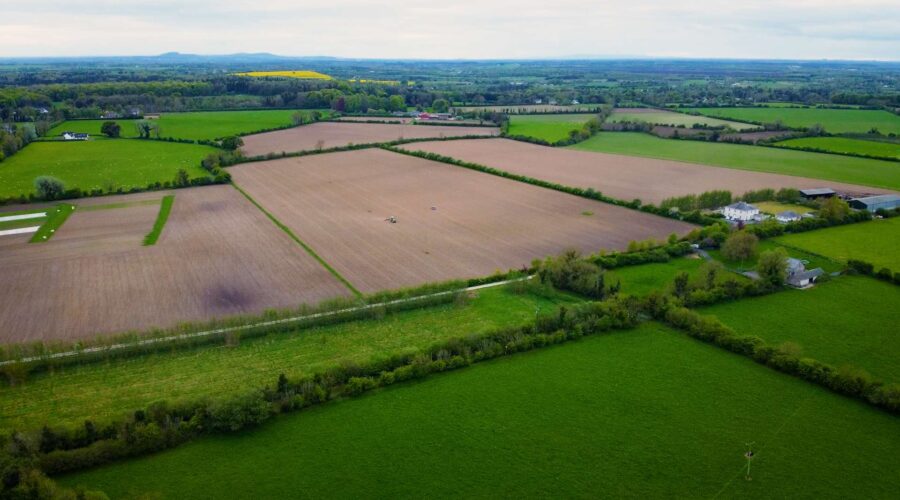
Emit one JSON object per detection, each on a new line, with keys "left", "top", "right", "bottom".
{"left": 220, "top": 136, "right": 243, "bottom": 151}
{"left": 819, "top": 197, "right": 850, "bottom": 222}
{"left": 34, "top": 176, "right": 65, "bottom": 200}
{"left": 757, "top": 248, "right": 788, "bottom": 286}
{"left": 721, "top": 231, "right": 758, "bottom": 267}
{"left": 100, "top": 121, "right": 121, "bottom": 138}
{"left": 431, "top": 99, "right": 449, "bottom": 113}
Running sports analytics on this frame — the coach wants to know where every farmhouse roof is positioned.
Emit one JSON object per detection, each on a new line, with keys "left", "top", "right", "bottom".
{"left": 800, "top": 188, "right": 835, "bottom": 196}
{"left": 787, "top": 268, "right": 824, "bottom": 285}
{"left": 777, "top": 210, "right": 800, "bottom": 219}
{"left": 852, "top": 194, "right": 900, "bottom": 205}
{"left": 725, "top": 201, "right": 757, "bottom": 211}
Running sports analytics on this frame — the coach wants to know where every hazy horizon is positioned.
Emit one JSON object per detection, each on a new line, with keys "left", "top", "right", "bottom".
{"left": 2, "top": 1, "right": 898, "bottom": 61}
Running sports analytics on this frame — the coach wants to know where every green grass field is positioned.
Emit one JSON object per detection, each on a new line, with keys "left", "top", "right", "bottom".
{"left": 507, "top": 114, "right": 596, "bottom": 142}
{"left": 0, "top": 287, "right": 579, "bottom": 432}
{"left": 0, "top": 140, "right": 216, "bottom": 198}
{"left": 685, "top": 107, "right": 900, "bottom": 135}
{"left": 610, "top": 109, "right": 757, "bottom": 130}
{"left": 606, "top": 256, "right": 706, "bottom": 296}
{"left": 776, "top": 137, "right": 900, "bottom": 159}
{"left": 773, "top": 217, "right": 900, "bottom": 271}
{"left": 570, "top": 132, "right": 900, "bottom": 190}
{"left": 754, "top": 201, "right": 813, "bottom": 215}
{"left": 702, "top": 276, "right": 900, "bottom": 383}
{"left": 46, "top": 110, "right": 326, "bottom": 141}
{"left": 59, "top": 323, "right": 900, "bottom": 499}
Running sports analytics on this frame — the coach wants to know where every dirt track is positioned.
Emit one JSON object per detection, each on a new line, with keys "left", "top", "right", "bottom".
{"left": 240, "top": 122, "right": 499, "bottom": 156}
{"left": 229, "top": 148, "right": 695, "bottom": 293}
{"left": 0, "top": 185, "right": 349, "bottom": 343}
{"left": 401, "top": 139, "right": 892, "bottom": 204}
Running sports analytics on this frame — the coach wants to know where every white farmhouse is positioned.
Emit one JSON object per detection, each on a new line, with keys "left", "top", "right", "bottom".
{"left": 722, "top": 201, "right": 759, "bottom": 221}
{"left": 776, "top": 210, "right": 801, "bottom": 223}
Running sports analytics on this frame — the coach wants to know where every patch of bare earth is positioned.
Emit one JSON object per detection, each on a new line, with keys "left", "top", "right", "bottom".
{"left": 240, "top": 122, "right": 499, "bottom": 156}
{"left": 401, "top": 139, "right": 892, "bottom": 204}
{"left": 229, "top": 148, "right": 695, "bottom": 293}
{"left": 0, "top": 185, "right": 349, "bottom": 343}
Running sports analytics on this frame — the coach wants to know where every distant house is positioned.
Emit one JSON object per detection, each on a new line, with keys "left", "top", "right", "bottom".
{"left": 786, "top": 258, "right": 824, "bottom": 288}
{"left": 62, "top": 132, "right": 89, "bottom": 141}
{"left": 571, "top": 99, "right": 580, "bottom": 105}
{"left": 800, "top": 188, "right": 836, "bottom": 200}
{"left": 144, "top": 113, "right": 161, "bottom": 120}
{"left": 722, "top": 201, "right": 760, "bottom": 221}
{"left": 849, "top": 194, "right": 900, "bottom": 212}
{"left": 100, "top": 111, "right": 120, "bottom": 119}
{"left": 776, "top": 210, "right": 801, "bottom": 223}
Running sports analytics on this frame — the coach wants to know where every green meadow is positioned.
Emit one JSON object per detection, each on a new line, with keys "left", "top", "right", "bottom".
{"left": 685, "top": 107, "right": 900, "bottom": 135}
{"left": 46, "top": 109, "right": 326, "bottom": 141}
{"left": 610, "top": 109, "right": 757, "bottom": 130}
{"left": 0, "top": 287, "right": 579, "bottom": 433}
{"left": 570, "top": 132, "right": 900, "bottom": 190}
{"left": 507, "top": 113, "right": 596, "bottom": 142}
{"left": 776, "top": 137, "right": 900, "bottom": 159}
{"left": 0, "top": 140, "right": 215, "bottom": 198}
{"left": 702, "top": 276, "right": 900, "bottom": 383}
{"left": 773, "top": 217, "right": 900, "bottom": 271}
{"left": 60, "top": 323, "right": 900, "bottom": 499}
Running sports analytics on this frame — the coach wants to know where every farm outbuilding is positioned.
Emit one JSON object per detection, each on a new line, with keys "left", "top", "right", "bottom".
{"left": 848, "top": 194, "right": 900, "bottom": 212}
{"left": 800, "top": 188, "right": 836, "bottom": 200}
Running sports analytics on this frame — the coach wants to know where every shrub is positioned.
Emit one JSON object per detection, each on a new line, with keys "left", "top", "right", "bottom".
{"left": 33, "top": 176, "right": 65, "bottom": 201}
{"left": 206, "top": 391, "right": 272, "bottom": 432}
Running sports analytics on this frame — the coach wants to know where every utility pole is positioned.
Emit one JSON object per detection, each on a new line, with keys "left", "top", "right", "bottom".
{"left": 744, "top": 442, "right": 756, "bottom": 481}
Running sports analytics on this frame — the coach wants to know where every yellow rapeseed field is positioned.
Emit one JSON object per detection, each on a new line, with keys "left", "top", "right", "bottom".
{"left": 235, "top": 70, "right": 333, "bottom": 80}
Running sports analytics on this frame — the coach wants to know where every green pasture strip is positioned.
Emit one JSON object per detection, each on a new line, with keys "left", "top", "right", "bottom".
{"left": 142, "top": 195, "right": 174, "bottom": 246}
{"left": 0, "top": 216, "right": 47, "bottom": 231}
{"left": 28, "top": 203, "right": 74, "bottom": 243}
{"left": 79, "top": 199, "right": 162, "bottom": 212}
{"left": 605, "top": 256, "right": 704, "bottom": 296}
{"left": 60, "top": 324, "right": 900, "bottom": 499}
{"left": 776, "top": 137, "right": 900, "bottom": 160}
{"left": 753, "top": 201, "right": 813, "bottom": 215}
{"left": 570, "top": 132, "right": 900, "bottom": 191}
{"left": 610, "top": 110, "right": 757, "bottom": 130}
{"left": 0, "top": 287, "right": 580, "bottom": 433}
{"left": 701, "top": 276, "right": 900, "bottom": 383}
{"left": 507, "top": 114, "right": 596, "bottom": 142}
{"left": 0, "top": 140, "right": 215, "bottom": 199}
{"left": 232, "top": 183, "right": 362, "bottom": 297}
{"left": 772, "top": 217, "right": 900, "bottom": 271}
{"left": 684, "top": 107, "right": 900, "bottom": 135}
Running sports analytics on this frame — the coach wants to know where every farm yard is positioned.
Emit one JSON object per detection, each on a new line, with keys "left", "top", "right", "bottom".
{"left": 571, "top": 132, "right": 900, "bottom": 191}
{"left": 775, "top": 137, "right": 900, "bottom": 159}
{"left": 239, "top": 122, "right": 499, "bottom": 156}
{"left": 401, "top": 138, "right": 890, "bottom": 204}
{"left": 610, "top": 107, "right": 758, "bottom": 130}
{"left": 703, "top": 276, "right": 900, "bottom": 383}
{"left": 772, "top": 216, "right": 900, "bottom": 271}
{"left": 59, "top": 324, "right": 900, "bottom": 499}
{"left": 0, "top": 286, "right": 580, "bottom": 433}
{"left": 684, "top": 107, "right": 900, "bottom": 134}
{"left": 507, "top": 114, "right": 597, "bottom": 142}
{"left": 45, "top": 110, "right": 327, "bottom": 141}
{"left": 0, "top": 140, "right": 215, "bottom": 198}
{"left": 0, "top": 185, "right": 349, "bottom": 343}
{"left": 228, "top": 148, "right": 695, "bottom": 292}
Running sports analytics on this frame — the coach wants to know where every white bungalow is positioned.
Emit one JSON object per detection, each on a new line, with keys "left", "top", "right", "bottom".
{"left": 776, "top": 210, "right": 802, "bottom": 223}
{"left": 722, "top": 202, "right": 759, "bottom": 221}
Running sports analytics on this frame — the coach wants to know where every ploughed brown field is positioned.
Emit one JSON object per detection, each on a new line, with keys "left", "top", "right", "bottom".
{"left": 401, "top": 138, "right": 889, "bottom": 204}
{"left": 240, "top": 122, "right": 499, "bottom": 156}
{"left": 229, "top": 148, "right": 695, "bottom": 293}
{"left": 0, "top": 185, "right": 349, "bottom": 343}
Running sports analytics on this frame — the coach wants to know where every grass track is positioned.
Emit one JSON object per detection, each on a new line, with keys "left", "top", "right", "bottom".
{"left": 701, "top": 276, "right": 900, "bottom": 383}
{"left": 59, "top": 323, "right": 900, "bottom": 499}
{"left": 610, "top": 109, "right": 756, "bottom": 130}
{"left": 142, "top": 195, "right": 173, "bottom": 246}
{"left": 570, "top": 132, "right": 900, "bottom": 190}
{"left": 775, "top": 137, "right": 899, "bottom": 160}
{"left": 0, "top": 287, "right": 579, "bottom": 432}
{"left": 29, "top": 203, "right": 74, "bottom": 243}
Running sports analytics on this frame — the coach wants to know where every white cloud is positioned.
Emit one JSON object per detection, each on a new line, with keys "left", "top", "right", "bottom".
{"left": 0, "top": 1, "right": 897, "bottom": 60}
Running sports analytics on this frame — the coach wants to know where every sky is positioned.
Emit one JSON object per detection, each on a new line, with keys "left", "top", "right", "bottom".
{"left": 1, "top": 0, "right": 898, "bottom": 60}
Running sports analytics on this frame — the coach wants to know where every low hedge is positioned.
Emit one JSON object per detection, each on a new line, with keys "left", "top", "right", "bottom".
{"left": 847, "top": 259, "right": 900, "bottom": 286}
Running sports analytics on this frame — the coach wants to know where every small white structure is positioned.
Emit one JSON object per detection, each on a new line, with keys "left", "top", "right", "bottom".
{"left": 722, "top": 201, "right": 759, "bottom": 222}
{"left": 776, "top": 210, "right": 802, "bottom": 223}
{"left": 786, "top": 258, "right": 824, "bottom": 288}
{"left": 62, "top": 132, "right": 89, "bottom": 141}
